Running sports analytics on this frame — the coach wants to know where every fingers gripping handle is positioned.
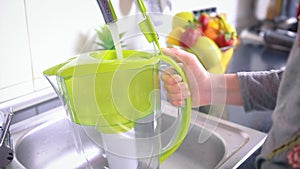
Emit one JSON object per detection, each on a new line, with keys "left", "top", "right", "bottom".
{"left": 158, "top": 54, "right": 192, "bottom": 163}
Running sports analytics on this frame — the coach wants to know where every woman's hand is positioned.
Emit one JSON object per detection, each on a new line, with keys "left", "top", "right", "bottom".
{"left": 162, "top": 48, "right": 211, "bottom": 107}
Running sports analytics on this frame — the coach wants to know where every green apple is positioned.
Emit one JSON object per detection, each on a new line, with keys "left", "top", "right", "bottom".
{"left": 188, "top": 36, "right": 224, "bottom": 73}
{"left": 172, "top": 11, "right": 194, "bottom": 29}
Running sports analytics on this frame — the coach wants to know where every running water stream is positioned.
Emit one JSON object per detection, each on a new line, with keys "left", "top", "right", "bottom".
{"left": 108, "top": 22, "right": 124, "bottom": 60}
{"left": 102, "top": 22, "right": 140, "bottom": 169}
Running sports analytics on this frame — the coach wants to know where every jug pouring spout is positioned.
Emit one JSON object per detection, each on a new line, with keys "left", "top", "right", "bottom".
{"left": 43, "top": 60, "right": 71, "bottom": 100}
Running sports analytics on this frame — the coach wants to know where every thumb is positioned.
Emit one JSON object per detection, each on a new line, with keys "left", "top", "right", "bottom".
{"left": 162, "top": 48, "right": 199, "bottom": 66}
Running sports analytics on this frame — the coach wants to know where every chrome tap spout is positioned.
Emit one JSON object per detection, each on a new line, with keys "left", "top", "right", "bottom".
{"left": 96, "top": 0, "right": 117, "bottom": 24}
{"left": 0, "top": 108, "right": 14, "bottom": 167}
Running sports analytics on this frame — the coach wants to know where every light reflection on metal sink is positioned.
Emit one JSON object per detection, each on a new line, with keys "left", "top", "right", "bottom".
{"left": 6, "top": 106, "right": 266, "bottom": 169}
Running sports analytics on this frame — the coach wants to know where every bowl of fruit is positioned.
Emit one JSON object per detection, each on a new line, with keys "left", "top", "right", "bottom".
{"left": 166, "top": 11, "right": 238, "bottom": 74}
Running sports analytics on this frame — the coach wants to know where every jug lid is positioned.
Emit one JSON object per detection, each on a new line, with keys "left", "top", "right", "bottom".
{"left": 43, "top": 50, "right": 160, "bottom": 77}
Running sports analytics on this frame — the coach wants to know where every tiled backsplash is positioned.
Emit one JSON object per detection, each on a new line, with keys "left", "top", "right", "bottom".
{"left": 0, "top": 0, "right": 256, "bottom": 104}
{"left": 0, "top": 0, "right": 33, "bottom": 102}
{"left": 0, "top": 0, "right": 103, "bottom": 103}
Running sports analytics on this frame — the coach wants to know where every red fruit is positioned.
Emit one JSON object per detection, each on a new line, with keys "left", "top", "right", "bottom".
{"left": 179, "top": 27, "right": 201, "bottom": 48}
{"left": 216, "top": 32, "right": 234, "bottom": 48}
{"left": 194, "top": 22, "right": 204, "bottom": 34}
{"left": 198, "top": 13, "right": 210, "bottom": 31}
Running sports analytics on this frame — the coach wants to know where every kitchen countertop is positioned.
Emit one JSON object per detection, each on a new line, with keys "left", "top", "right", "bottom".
{"left": 227, "top": 44, "right": 289, "bottom": 73}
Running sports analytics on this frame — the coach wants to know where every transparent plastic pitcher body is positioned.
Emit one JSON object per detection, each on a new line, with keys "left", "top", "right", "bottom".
{"left": 43, "top": 49, "right": 191, "bottom": 169}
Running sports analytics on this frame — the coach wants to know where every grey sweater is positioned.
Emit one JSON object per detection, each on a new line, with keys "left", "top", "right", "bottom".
{"left": 237, "top": 22, "right": 300, "bottom": 169}
{"left": 238, "top": 68, "right": 285, "bottom": 112}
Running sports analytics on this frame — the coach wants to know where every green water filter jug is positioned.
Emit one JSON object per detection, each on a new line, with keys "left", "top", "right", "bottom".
{"left": 43, "top": 49, "right": 191, "bottom": 168}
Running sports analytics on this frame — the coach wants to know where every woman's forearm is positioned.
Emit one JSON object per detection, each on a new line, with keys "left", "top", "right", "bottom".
{"left": 200, "top": 73, "right": 243, "bottom": 106}
{"left": 224, "top": 73, "right": 243, "bottom": 105}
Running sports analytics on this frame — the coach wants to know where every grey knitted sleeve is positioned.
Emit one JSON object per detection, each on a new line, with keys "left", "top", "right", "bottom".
{"left": 237, "top": 68, "right": 285, "bottom": 112}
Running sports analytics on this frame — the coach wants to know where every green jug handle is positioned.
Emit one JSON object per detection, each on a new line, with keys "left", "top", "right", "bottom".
{"left": 157, "top": 54, "right": 192, "bottom": 163}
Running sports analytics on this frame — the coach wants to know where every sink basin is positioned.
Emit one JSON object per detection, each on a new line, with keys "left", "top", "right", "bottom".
{"left": 6, "top": 106, "right": 266, "bottom": 169}
{"left": 14, "top": 117, "right": 107, "bottom": 169}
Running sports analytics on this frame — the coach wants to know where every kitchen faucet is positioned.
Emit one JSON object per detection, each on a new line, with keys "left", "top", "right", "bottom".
{"left": 95, "top": 0, "right": 161, "bottom": 52}
{"left": 0, "top": 108, "right": 14, "bottom": 168}
{"left": 96, "top": 0, "right": 118, "bottom": 24}
{"left": 95, "top": 0, "right": 149, "bottom": 23}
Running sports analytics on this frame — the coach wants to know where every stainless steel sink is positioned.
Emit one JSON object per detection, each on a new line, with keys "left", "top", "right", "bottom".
{"left": 5, "top": 106, "right": 266, "bottom": 169}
